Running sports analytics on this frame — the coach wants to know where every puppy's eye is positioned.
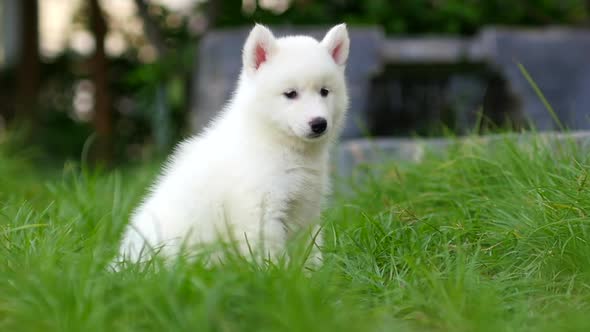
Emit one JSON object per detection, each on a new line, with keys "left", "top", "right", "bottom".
{"left": 283, "top": 90, "right": 298, "bottom": 99}
{"left": 320, "top": 88, "right": 330, "bottom": 97}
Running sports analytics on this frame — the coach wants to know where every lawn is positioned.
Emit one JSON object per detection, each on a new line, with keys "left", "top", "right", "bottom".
{"left": 1, "top": 132, "right": 590, "bottom": 332}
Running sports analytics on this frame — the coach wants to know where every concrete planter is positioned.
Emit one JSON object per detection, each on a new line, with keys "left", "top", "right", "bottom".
{"left": 333, "top": 131, "right": 590, "bottom": 182}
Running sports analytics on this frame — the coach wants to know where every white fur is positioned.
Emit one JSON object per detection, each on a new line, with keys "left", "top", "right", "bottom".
{"left": 116, "top": 24, "right": 350, "bottom": 266}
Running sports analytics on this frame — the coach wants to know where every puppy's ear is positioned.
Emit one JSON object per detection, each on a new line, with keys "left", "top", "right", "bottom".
{"left": 243, "top": 24, "right": 277, "bottom": 74}
{"left": 321, "top": 24, "right": 350, "bottom": 66}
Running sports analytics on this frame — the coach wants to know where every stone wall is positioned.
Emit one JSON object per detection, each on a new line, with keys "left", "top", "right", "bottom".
{"left": 191, "top": 26, "right": 590, "bottom": 138}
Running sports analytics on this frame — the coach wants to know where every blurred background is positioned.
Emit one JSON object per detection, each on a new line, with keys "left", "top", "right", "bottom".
{"left": 1, "top": 0, "right": 589, "bottom": 167}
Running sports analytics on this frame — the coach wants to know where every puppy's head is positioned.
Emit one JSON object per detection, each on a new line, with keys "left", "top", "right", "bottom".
{"left": 240, "top": 24, "right": 350, "bottom": 143}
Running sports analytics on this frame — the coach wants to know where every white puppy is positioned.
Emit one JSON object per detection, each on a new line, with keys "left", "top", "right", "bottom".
{"left": 117, "top": 24, "right": 350, "bottom": 266}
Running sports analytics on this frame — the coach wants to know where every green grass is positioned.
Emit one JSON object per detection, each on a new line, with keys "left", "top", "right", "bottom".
{"left": 2, "top": 133, "right": 590, "bottom": 332}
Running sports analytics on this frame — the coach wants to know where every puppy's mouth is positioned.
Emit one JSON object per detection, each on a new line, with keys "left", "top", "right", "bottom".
{"left": 306, "top": 132, "right": 326, "bottom": 139}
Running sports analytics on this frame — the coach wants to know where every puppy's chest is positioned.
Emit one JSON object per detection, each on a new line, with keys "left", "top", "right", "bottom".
{"left": 267, "top": 165, "right": 325, "bottom": 225}
{"left": 275, "top": 167, "right": 322, "bottom": 198}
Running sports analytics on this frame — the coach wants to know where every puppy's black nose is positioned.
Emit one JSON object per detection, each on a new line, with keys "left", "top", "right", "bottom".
{"left": 309, "top": 117, "right": 327, "bottom": 135}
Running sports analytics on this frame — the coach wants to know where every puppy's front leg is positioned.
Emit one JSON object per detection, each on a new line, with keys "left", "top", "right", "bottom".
{"left": 305, "top": 225, "right": 323, "bottom": 271}
{"left": 234, "top": 214, "right": 288, "bottom": 264}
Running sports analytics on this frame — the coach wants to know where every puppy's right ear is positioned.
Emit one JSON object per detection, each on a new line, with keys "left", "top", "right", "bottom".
{"left": 243, "top": 24, "right": 277, "bottom": 74}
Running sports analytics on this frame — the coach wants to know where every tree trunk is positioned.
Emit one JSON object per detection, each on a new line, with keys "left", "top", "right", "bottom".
{"left": 16, "top": 0, "right": 40, "bottom": 124}
{"left": 89, "top": 0, "right": 113, "bottom": 164}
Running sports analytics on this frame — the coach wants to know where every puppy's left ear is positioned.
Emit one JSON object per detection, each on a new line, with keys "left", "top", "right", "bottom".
{"left": 321, "top": 24, "right": 350, "bottom": 66}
